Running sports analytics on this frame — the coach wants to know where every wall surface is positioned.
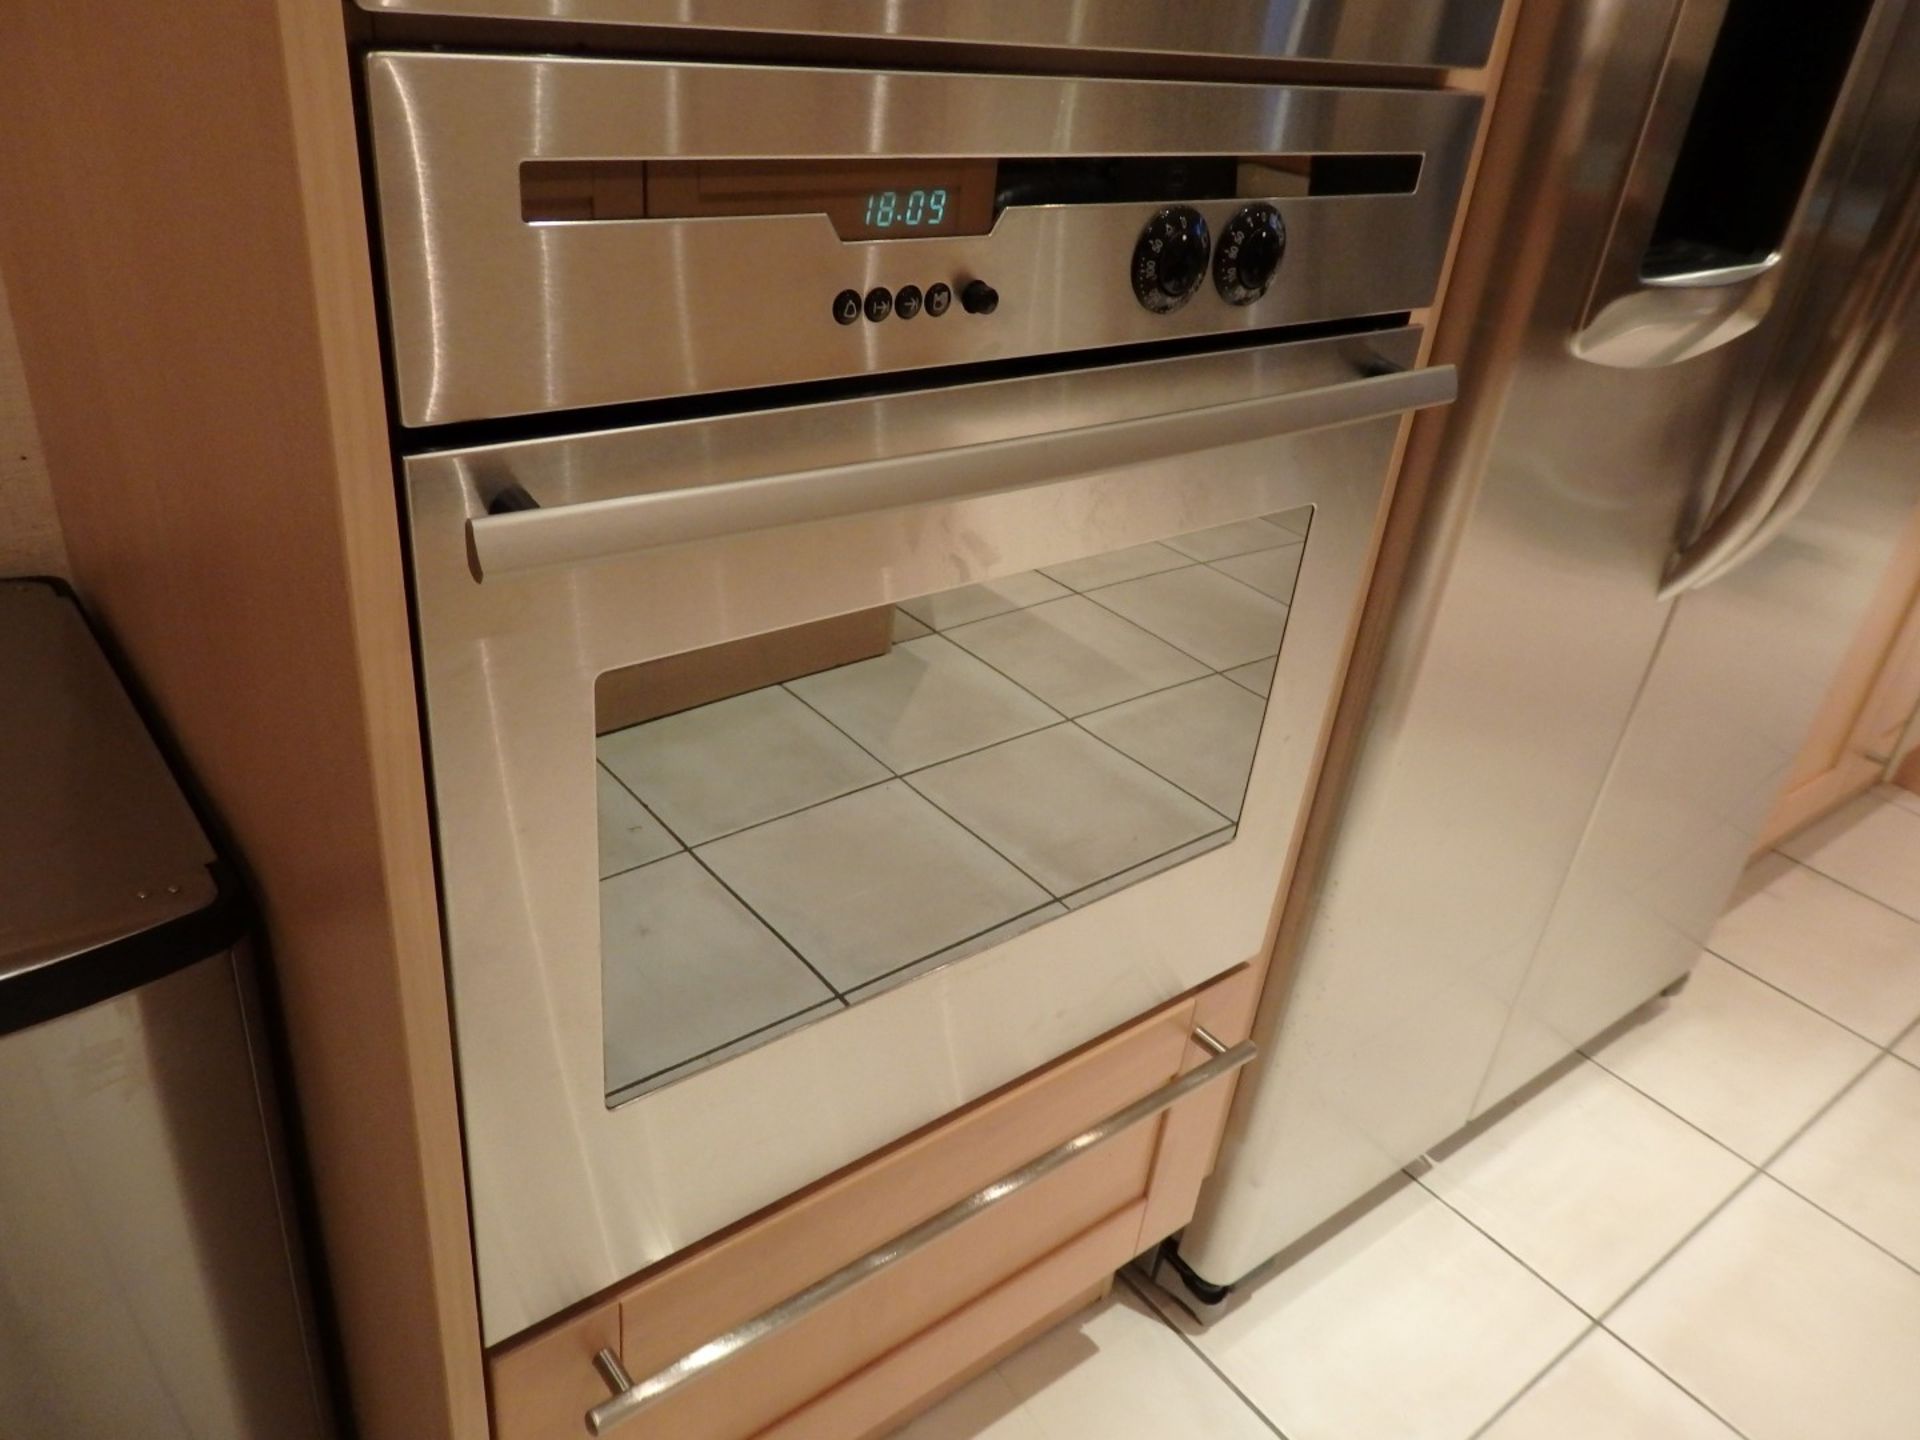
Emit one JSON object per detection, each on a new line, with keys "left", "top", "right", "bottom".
{"left": 0, "top": 275, "right": 67, "bottom": 576}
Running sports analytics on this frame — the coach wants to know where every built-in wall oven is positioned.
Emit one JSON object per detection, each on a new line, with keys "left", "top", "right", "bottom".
{"left": 363, "top": 41, "right": 1480, "bottom": 1344}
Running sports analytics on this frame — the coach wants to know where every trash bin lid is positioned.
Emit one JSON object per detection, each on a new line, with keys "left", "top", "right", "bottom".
{"left": 0, "top": 579, "right": 241, "bottom": 1034}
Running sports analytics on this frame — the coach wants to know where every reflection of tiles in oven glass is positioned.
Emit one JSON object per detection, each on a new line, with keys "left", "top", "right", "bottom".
{"left": 909, "top": 725, "right": 1226, "bottom": 897}
{"left": 1040, "top": 542, "right": 1191, "bottom": 593}
{"left": 1165, "top": 518, "right": 1295, "bottom": 562}
{"left": 945, "top": 595, "right": 1208, "bottom": 717}
{"left": 786, "top": 634, "right": 1060, "bottom": 772}
{"left": 598, "top": 686, "right": 888, "bottom": 846}
{"left": 1268, "top": 506, "right": 1313, "bottom": 537}
{"left": 1080, "top": 675, "right": 1266, "bottom": 819}
{"left": 596, "top": 766, "right": 681, "bottom": 878}
{"left": 1061, "top": 828, "right": 1234, "bottom": 910}
{"left": 601, "top": 853, "right": 840, "bottom": 1097}
{"left": 606, "top": 1000, "right": 842, "bottom": 1107}
{"left": 1224, "top": 656, "right": 1278, "bottom": 698}
{"left": 1210, "top": 541, "right": 1305, "bottom": 603}
{"left": 697, "top": 780, "right": 1051, "bottom": 992}
{"left": 843, "top": 902, "right": 1069, "bottom": 1004}
{"left": 895, "top": 571, "right": 1070, "bottom": 631}
{"left": 1088, "top": 565, "right": 1291, "bottom": 670}
{"left": 890, "top": 607, "right": 932, "bottom": 642}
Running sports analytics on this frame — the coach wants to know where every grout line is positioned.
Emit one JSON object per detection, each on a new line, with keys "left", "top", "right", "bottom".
{"left": 1699, "top": 941, "right": 1912, "bottom": 1051}
{"left": 1117, "top": 1272, "right": 1295, "bottom": 1440}
{"left": 1769, "top": 828, "right": 1920, "bottom": 926}
{"left": 1459, "top": 1320, "right": 1598, "bottom": 1440}
{"left": 681, "top": 848, "right": 849, "bottom": 1000}
{"left": 1407, "top": 1167, "right": 1608, "bottom": 1322}
{"left": 606, "top": 997, "right": 846, "bottom": 1106}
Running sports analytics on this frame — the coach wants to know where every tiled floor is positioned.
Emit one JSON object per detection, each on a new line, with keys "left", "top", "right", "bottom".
{"left": 896, "top": 786, "right": 1920, "bottom": 1440}
{"left": 596, "top": 514, "right": 1308, "bottom": 1101}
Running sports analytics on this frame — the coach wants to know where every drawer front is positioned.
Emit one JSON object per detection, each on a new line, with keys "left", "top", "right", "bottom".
{"left": 488, "top": 967, "right": 1252, "bottom": 1440}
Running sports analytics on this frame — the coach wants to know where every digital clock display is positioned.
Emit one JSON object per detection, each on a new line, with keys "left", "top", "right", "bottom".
{"left": 861, "top": 188, "right": 952, "bottom": 232}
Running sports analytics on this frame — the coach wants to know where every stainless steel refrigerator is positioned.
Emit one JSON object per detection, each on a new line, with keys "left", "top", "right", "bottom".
{"left": 1172, "top": 0, "right": 1920, "bottom": 1292}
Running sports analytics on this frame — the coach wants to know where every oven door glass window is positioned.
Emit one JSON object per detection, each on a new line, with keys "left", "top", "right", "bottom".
{"left": 596, "top": 509, "right": 1310, "bottom": 1105}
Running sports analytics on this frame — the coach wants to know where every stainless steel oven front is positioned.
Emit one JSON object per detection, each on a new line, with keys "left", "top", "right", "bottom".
{"left": 369, "top": 53, "right": 1477, "bottom": 1343}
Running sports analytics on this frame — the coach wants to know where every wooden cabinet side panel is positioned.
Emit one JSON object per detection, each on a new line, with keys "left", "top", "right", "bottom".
{"left": 0, "top": 3, "right": 484, "bottom": 1437}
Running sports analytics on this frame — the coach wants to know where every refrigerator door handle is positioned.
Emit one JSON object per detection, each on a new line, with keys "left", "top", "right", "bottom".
{"left": 1661, "top": 145, "right": 1920, "bottom": 598}
{"left": 1572, "top": 0, "right": 1889, "bottom": 369}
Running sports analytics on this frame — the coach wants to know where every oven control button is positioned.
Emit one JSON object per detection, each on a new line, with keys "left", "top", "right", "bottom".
{"left": 1215, "top": 204, "right": 1287, "bottom": 306}
{"left": 925, "top": 282, "right": 953, "bottom": 317}
{"left": 864, "top": 287, "right": 893, "bottom": 322}
{"left": 833, "top": 288, "right": 863, "bottom": 325}
{"left": 961, "top": 279, "right": 999, "bottom": 315}
{"left": 895, "top": 284, "right": 924, "bottom": 320}
{"left": 1132, "top": 206, "right": 1211, "bottom": 313}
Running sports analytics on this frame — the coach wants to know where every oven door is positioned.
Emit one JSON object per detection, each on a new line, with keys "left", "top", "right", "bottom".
{"left": 410, "top": 327, "right": 1451, "bottom": 1341}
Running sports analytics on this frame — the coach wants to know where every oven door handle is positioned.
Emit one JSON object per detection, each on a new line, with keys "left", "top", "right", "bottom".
{"left": 463, "top": 364, "right": 1457, "bottom": 582}
{"left": 584, "top": 1028, "right": 1257, "bottom": 1435}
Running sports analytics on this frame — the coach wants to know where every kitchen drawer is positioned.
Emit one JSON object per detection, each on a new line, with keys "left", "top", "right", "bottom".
{"left": 488, "top": 964, "right": 1256, "bottom": 1440}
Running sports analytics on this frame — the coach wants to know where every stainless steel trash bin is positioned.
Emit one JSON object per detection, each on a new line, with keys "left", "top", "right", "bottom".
{"left": 0, "top": 578, "right": 332, "bottom": 1440}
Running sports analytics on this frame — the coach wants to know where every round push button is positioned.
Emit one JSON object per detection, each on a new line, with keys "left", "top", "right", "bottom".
{"left": 864, "top": 287, "right": 893, "bottom": 322}
{"left": 925, "top": 283, "right": 953, "bottom": 317}
{"left": 895, "top": 285, "right": 924, "bottom": 320}
{"left": 833, "top": 288, "right": 862, "bottom": 325}
{"left": 961, "top": 279, "right": 999, "bottom": 315}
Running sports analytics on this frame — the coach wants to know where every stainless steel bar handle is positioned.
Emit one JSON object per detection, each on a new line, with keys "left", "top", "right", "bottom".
{"left": 466, "top": 366, "right": 1456, "bottom": 582}
{"left": 585, "top": 1029, "right": 1256, "bottom": 1435}
{"left": 1660, "top": 145, "right": 1920, "bottom": 598}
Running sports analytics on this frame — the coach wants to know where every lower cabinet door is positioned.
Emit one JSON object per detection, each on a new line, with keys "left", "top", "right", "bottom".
{"left": 487, "top": 965, "right": 1256, "bottom": 1440}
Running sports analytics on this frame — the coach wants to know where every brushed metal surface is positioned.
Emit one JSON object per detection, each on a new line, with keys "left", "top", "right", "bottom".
{"left": 465, "top": 364, "right": 1454, "bottom": 578}
{"left": 352, "top": 0, "right": 1504, "bottom": 71}
{"left": 407, "top": 328, "right": 1435, "bottom": 1340}
{"left": 585, "top": 1035, "right": 1256, "bottom": 1434}
{"left": 0, "top": 582, "right": 215, "bottom": 981}
{"left": 364, "top": 55, "right": 1479, "bottom": 424}
{"left": 0, "top": 950, "right": 332, "bottom": 1440}
{"left": 1476, "top": 0, "right": 1920, "bottom": 1107}
{"left": 1180, "top": 0, "right": 1918, "bottom": 1286}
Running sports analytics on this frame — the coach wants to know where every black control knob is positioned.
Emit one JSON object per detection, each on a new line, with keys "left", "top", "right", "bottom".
{"left": 960, "top": 279, "right": 999, "bottom": 315}
{"left": 1214, "top": 204, "right": 1287, "bottom": 306}
{"left": 1132, "top": 206, "right": 1211, "bottom": 314}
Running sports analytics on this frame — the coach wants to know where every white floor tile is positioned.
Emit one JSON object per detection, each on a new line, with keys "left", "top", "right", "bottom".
{"left": 1223, "top": 657, "right": 1277, "bottom": 697}
{"left": 1209, "top": 542, "right": 1305, "bottom": 602}
{"left": 1590, "top": 952, "right": 1878, "bottom": 1162}
{"left": 1423, "top": 1059, "right": 1750, "bottom": 1314}
{"left": 945, "top": 596, "right": 1207, "bottom": 717}
{"left": 1079, "top": 676, "right": 1266, "bottom": 819}
{"left": 1038, "top": 543, "right": 1191, "bottom": 593}
{"left": 892, "top": 608, "right": 933, "bottom": 642}
{"left": 1479, "top": 1330, "right": 1738, "bottom": 1440}
{"left": 788, "top": 636, "right": 1060, "bottom": 773}
{"left": 1883, "top": 783, "right": 1920, "bottom": 819}
{"left": 1708, "top": 853, "right": 1920, "bottom": 1043}
{"left": 909, "top": 726, "right": 1225, "bottom": 897}
{"left": 599, "top": 686, "right": 888, "bottom": 846}
{"left": 1610, "top": 1177, "right": 1920, "bottom": 1440}
{"left": 897, "top": 572, "right": 1071, "bottom": 631}
{"left": 600, "top": 855, "right": 837, "bottom": 1093}
{"left": 1772, "top": 1056, "right": 1920, "bottom": 1271}
{"left": 697, "top": 781, "right": 1050, "bottom": 991}
{"left": 595, "top": 767, "right": 681, "bottom": 877}
{"left": 1781, "top": 790, "right": 1920, "bottom": 921}
{"left": 1152, "top": 1178, "right": 1586, "bottom": 1440}
{"left": 1165, "top": 518, "right": 1294, "bottom": 561}
{"left": 893, "top": 1286, "right": 1275, "bottom": 1440}
{"left": 1089, "top": 566, "right": 1290, "bottom": 670}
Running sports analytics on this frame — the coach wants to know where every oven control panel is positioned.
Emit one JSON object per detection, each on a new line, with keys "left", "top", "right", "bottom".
{"left": 365, "top": 54, "right": 1481, "bottom": 425}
